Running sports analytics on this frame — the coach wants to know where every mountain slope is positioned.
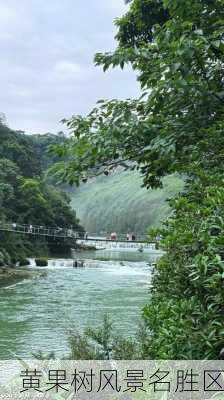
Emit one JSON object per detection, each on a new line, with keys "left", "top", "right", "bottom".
{"left": 0, "top": 123, "right": 82, "bottom": 265}
{"left": 71, "top": 171, "right": 183, "bottom": 234}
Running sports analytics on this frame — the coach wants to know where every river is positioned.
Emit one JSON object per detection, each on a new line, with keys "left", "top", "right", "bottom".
{"left": 0, "top": 250, "right": 158, "bottom": 359}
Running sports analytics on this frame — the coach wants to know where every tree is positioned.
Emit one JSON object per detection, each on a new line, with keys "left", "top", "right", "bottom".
{"left": 115, "top": 0, "right": 169, "bottom": 47}
{"left": 0, "top": 120, "right": 84, "bottom": 264}
{"left": 53, "top": 0, "right": 224, "bottom": 358}
{"left": 0, "top": 159, "right": 20, "bottom": 220}
{"left": 53, "top": 0, "right": 224, "bottom": 188}
{"left": 0, "top": 121, "right": 41, "bottom": 178}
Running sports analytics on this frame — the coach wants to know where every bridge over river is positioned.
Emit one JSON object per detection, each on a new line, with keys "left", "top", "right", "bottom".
{"left": 0, "top": 222, "right": 162, "bottom": 253}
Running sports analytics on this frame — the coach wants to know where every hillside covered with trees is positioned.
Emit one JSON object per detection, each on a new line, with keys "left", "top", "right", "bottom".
{"left": 71, "top": 172, "right": 183, "bottom": 234}
{"left": 0, "top": 121, "right": 82, "bottom": 266}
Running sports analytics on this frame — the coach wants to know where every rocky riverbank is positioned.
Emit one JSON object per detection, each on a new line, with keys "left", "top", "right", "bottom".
{"left": 0, "top": 267, "right": 46, "bottom": 287}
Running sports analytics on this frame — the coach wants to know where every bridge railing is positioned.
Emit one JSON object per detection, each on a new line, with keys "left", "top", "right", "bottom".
{"left": 0, "top": 222, "right": 85, "bottom": 239}
{"left": 0, "top": 222, "right": 155, "bottom": 243}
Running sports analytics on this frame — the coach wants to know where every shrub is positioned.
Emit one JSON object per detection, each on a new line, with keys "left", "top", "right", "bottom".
{"left": 0, "top": 253, "right": 5, "bottom": 267}
{"left": 35, "top": 258, "right": 48, "bottom": 267}
{"left": 18, "top": 258, "right": 30, "bottom": 267}
{"left": 68, "top": 315, "right": 140, "bottom": 360}
{"left": 0, "top": 250, "right": 11, "bottom": 267}
{"left": 143, "top": 173, "right": 224, "bottom": 359}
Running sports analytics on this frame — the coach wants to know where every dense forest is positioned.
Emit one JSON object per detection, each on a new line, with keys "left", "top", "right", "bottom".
{"left": 0, "top": 120, "right": 83, "bottom": 266}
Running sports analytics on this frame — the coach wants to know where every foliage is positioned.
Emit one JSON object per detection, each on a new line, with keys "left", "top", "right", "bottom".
{"left": 52, "top": 0, "right": 224, "bottom": 358}
{"left": 18, "top": 258, "right": 30, "bottom": 267}
{"left": 30, "top": 131, "right": 67, "bottom": 171}
{"left": 0, "top": 120, "right": 83, "bottom": 265}
{"left": 68, "top": 315, "right": 141, "bottom": 360}
{"left": 35, "top": 258, "right": 48, "bottom": 267}
{"left": 115, "top": 0, "right": 169, "bottom": 47}
{"left": 143, "top": 172, "right": 224, "bottom": 359}
{"left": 0, "top": 122, "right": 41, "bottom": 178}
{"left": 0, "top": 250, "right": 11, "bottom": 267}
{"left": 53, "top": 0, "right": 224, "bottom": 188}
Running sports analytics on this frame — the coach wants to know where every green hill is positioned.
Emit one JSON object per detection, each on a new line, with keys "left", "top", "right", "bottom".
{"left": 0, "top": 123, "right": 83, "bottom": 265}
{"left": 71, "top": 171, "right": 183, "bottom": 235}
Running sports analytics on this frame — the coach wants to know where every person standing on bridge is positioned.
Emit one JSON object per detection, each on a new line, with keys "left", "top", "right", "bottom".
{"left": 110, "top": 232, "right": 117, "bottom": 241}
{"left": 67, "top": 228, "right": 73, "bottom": 237}
{"left": 127, "top": 232, "right": 133, "bottom": 241}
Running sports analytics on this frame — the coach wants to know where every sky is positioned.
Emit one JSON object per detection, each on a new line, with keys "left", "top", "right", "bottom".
{"left": 0, "top": 0, "right": 139, "bottom": 134}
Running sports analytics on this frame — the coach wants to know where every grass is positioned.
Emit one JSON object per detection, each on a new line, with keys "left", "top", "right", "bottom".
{"left": 70, "top": 171, "right": 183, "bottom": 235}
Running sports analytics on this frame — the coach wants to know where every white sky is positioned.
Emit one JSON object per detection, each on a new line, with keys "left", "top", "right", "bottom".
{"left": 0, "top": 0, "right": 139, "bottom": 133}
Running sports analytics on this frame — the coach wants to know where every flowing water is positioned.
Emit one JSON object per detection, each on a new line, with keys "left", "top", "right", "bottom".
{"left": 0, "top": 250, "right": 158, "bottom": 359}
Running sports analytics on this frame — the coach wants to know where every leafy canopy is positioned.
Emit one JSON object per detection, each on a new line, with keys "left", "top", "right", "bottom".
{"left": 53, "top": 0, "right": 224, "bottom": 188}
{"left": 0, "top": 120, "right": 83, "bottom": 264}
